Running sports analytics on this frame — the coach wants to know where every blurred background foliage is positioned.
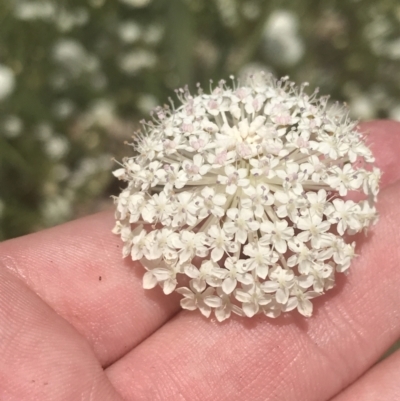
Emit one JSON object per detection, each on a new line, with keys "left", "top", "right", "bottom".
{"left": 1, "top": 0, "right": 400, "bottom": 240}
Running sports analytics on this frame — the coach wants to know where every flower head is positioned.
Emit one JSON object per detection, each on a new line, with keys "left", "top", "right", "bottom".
{"left": 113, "top": 73, "right": 380, "bottom": 321}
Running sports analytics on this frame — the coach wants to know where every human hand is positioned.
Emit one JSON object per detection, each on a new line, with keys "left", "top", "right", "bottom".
{"left": 1, "top": 120, "right": 400, "bottom": 401}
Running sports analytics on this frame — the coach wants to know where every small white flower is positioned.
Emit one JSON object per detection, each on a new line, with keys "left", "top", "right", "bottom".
{"left": 224, "top": 208, "right": 259, "bottom": 244}
{"left": 176, "top": 282, "right": 220, "bottom": 318}
{"left": 235, "top": 283, "right": 271, "bottom": 317}
{"left": 184, "top": 260, "right": 222, "bottom": 290}
{"left": 296, "top": 214, "right": 331, "bottom": 248}
{"left": 180, "top": 154, "right": 211, "bottom": 182}
{"left": 284, "top": 283, "right": 320, "bottom": 317}
{"left": 206, "top": 225, "right": 238, "bottom": 262}
{"left": 114, "top": 73, "right": 380, "bottom": 320}
{"left": 325, "top": 198, "right": 361, "bottom": 235}
{"left": 197, "top": 187, "right": 227, "bottom": 219}
{"left": 260, "top": 219, "right": 294, "bottom": 253}
{"left": 302, "top": 189, "right": 328, "bottom": 218}
{"left": 141, "top": 190, "right": 173, "bottom": 225}
{"left": 217, "top": 165, "right": 249, "bottom": 194}
{"left": 242, "top": 241, "right": 278, "bottom": 279}
{"left": 214, "top": 287, "right": 245, "bottom": 322}
{"left": 171, "top": 231, "right": 208, "bottom": 263}
{"left": 212, "top": 257, "right": 253, "bottom": 294}
{"left": 249, "top": 155, "right": 279, "bottom": 179}
{"left": 130, "top": 227, "right": 148, "bottom": 261}
{"left": 242, "top": 184, "right": 274, "bottom": 218}
{"left": 152, "top": 259, "right": 183, "bottom": 295}
{"left": 261, "top": 265, "right": 295, "bottom": 304}
{"left": 171, "top": 192, "right": 198, "bottom": 228}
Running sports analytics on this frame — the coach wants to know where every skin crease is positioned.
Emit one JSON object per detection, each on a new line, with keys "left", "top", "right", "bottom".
{"left": 0, "top": 120, "right": 399, "bottom": 401}
{"left": 331, "top": 350, "right": 400, "bottom": 401}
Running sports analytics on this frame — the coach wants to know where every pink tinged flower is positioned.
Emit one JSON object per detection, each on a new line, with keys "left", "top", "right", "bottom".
{"left": 213, "top": 150, "right": 228, "bottom": 165}
{"left": 181, "top": 118, "right": 194, "bottom": 134}
{"left": 249, "top": 156, "right": 279, "bottom": 179}
{"left": 162, "top": 137, "right": 181, "bottom": 155}
{"left": 217, "top": 165, "right": 249, "bottom": 195}
{"left": 264, "top": 103, "right": 292, "bottom": 124}
{"left": 236, "top": 142, "right": 254, "bottom": 159}
{"left": 244, "top": 94, "right": 266, "bottom": 114}
{"left": 180, "top": 154, "right": 210, "bottom": 181}
{"left": 206, "top": 92, "right": 231, "bottom": 116}
{"left": 287, "top": 130, "right": 318, "bottom": 154}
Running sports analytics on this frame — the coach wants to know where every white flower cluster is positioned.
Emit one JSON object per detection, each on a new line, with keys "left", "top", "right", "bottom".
{"left": 113, "top": 73, "right": 380, "bottom": 321}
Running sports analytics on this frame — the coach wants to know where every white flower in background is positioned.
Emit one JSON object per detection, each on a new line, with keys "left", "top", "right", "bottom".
{"left": 118, "top": 50, "right": 157, "bottom": 76}
{"left": 2, "top": 115, "right": 23, "bottom": 138}
{"left": 264, "top": 10, "right": 305, "bottom": 67}
{"left": 113, "top": 73, "right": 380, "bottom": 321}
{"left": 13, "top": 1, "right": 55, "bottom": 21}
{"left": 56, "top": 8, "right": 90, "bottom": 32}
{"left": 0, "top": 65, "right": 16, "bottom": 101}
{"left": 53, "top": 39, "right": 91, "bottom": 76}
{"left": 119, "top": 0, "right": 152, "bottom": 8}
{"left": 118, "top": 21, "right": 142, "bottom": 44}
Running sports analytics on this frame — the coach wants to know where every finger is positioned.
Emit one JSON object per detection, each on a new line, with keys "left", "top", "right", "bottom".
{"left": 331, "top": 350, "right": 400, "bottom": 401}
{"left": 359, "top": 120, "right": 400, "bottom": 187}
{"left": 0, "top": 266, "right": 123, "bottom": 401}
{"left": 105, "top": 180, "right": 400, "bottom": 401}
{"left": 0, "top": 212, "right": 181, "bottom": 368}
{"left": 1, "top": 120, "right": 399, "bottom": 370}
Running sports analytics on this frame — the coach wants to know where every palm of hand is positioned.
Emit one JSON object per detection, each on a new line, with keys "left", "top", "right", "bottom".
{"left": 1, "top": 121, "right": 400, "bottom": 401}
